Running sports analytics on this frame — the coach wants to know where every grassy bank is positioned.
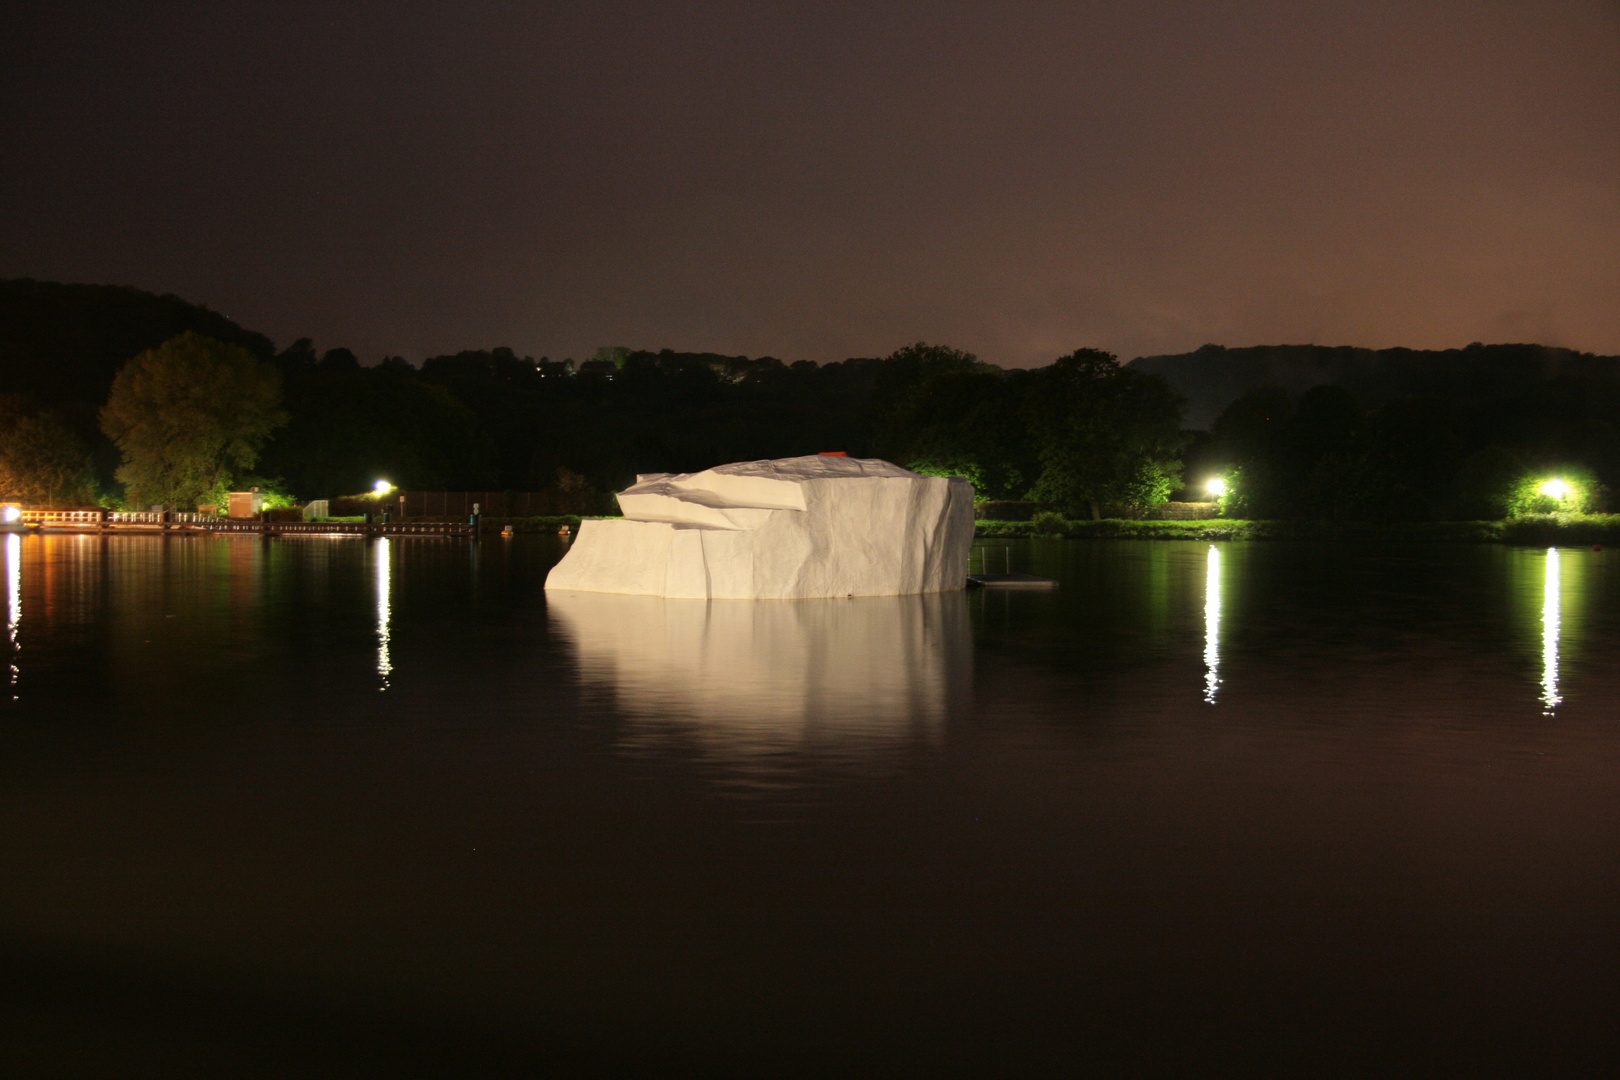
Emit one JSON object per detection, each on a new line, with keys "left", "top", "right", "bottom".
{"left": 975, "top": 514, "right": 1620, "bottom": 545}
{"left": 1497, "top": 513, "right": 1620, "bottom": 546}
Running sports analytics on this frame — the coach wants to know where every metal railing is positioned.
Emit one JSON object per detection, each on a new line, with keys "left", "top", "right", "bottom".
{"left": 13, "top": 511, "right": 470, "bottom": 536}
{"left": 20, "top": 510, "right": 216, "bottom": 525}
{"left": 20, "top": 510, "right": 104, "bottom": 524}
{"left": 206, "top": 521, "right": 472, "bottom": 535}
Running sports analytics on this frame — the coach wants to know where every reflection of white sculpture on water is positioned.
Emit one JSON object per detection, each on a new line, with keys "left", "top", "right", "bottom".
{"left": 1541, "top": 546, "right": 1560, "bottom": 713}
{"left": 548, "top": 590, "right": 971, "bottom": 761}
{"left": 1203, "top": 544, "right": 1221, "bottom": 704}
{"left": 546, "top": 456, "right": 975, "bottom": 599}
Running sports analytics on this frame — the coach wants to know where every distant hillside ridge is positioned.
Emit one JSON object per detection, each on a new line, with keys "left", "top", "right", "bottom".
{"left": 1130, "top": 343, "right": 1620, "bottom": 429}
{"left": 0, "top": 278, "right": 275, "bottom": 408}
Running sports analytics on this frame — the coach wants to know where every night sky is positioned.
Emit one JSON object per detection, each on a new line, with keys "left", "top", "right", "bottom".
{"left": 3, "top": 1, "right": 1616, "bottom": 366}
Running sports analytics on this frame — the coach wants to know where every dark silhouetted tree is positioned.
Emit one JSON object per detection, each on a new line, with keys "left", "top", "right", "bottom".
{"left": 261, "top": 360, "right": 498, "bottom": 496}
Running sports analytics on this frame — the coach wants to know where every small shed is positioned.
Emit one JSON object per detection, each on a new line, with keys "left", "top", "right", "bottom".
{"left": 227, "top": 491, "right": 264, "bottom": 519}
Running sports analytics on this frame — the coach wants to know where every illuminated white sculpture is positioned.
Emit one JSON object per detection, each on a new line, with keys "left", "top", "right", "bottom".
{"left": 545, "top": 455, "right": 975, "bottom": 598}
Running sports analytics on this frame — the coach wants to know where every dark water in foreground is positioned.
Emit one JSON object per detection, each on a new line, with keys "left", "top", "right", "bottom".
{"left": 2, "top": 533, "right": 1618, "bottom": 1077}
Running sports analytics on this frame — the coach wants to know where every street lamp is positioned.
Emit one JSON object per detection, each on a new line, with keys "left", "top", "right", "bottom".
{"left": 374, "top": 480, "right": 393, "bottom": 495}
{"left": 1205, "top": 477, "right": 1228, "bottom": 498}
{"left": 1538, "top": 478, "right": 1569, "bottom": 501}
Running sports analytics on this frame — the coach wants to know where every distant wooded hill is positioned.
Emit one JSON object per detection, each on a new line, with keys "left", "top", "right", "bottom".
{"left": 1131, "top": 343, "right": 1620, "bottom": 430}
{"left": 0, "top": 279, "right": 273, "bottom": 409}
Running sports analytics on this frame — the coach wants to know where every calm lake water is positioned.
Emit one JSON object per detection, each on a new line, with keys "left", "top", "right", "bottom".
{"left": 2, "top": 533, "right": 1618, "bottom": 1077}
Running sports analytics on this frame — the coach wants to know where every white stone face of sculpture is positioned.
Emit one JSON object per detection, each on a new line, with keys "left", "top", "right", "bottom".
{"left": 544, "top": 455, "right": 976, "bottom": 598}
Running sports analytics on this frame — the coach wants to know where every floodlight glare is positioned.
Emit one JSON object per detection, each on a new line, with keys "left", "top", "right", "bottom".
{"left": 1, "top": 505, "right": 18, "bottom": 523}
{"left": 374, "top": 480, "right": 393, "bottom": 494}
{"left": 1206, "top": 478, "right": 1228, "bottom": 498}
{"left": 1539, "top": 479, "right": 1570, "bottom": 500}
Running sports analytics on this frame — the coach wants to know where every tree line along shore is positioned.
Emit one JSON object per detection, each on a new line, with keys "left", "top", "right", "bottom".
{"left": 2, "top": 278, "right": 1617, "bottom": 532}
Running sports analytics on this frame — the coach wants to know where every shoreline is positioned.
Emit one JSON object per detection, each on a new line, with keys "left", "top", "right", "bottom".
{"left": 973, "top": 514, "right": 1620, "bottom": 544}
{"left": 27, "top": 512, "right": 1613, "bottom": 545}
{"left": 460, "top": 512, "right": 1620, "bottom": 545}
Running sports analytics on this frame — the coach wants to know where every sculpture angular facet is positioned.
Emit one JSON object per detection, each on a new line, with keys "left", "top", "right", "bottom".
{"left": 545, "top": 456, "right": 976, "bottom": 598}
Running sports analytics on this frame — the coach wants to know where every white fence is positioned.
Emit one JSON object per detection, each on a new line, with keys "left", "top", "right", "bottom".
{"left": 13, "top": 510, "right": 470, "bottom": 536}
{"left": 19, "top": 510, "right": 218, "bottom": 525}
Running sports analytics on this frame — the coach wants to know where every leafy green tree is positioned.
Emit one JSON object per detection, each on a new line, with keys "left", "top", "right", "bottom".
{"left": 1214, "top": 466, "right": 1246, "bottom": 518}
{"left": 1503, "top": 467, "right": 1600, "bottom": 516}
{"left": 1026, "top": 349, "right": 1188, "bottom": 518}
{"left": 870, "top": 343, "right": 1038, "bottom": 499}
{"left": 0, "top": 401, "right": 99, "bottom": 506}
{"left": 99, "top": 332, "right": 287, "bottom": 508}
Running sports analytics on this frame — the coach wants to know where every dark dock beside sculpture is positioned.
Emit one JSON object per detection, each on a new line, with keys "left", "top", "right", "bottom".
{"left": 966, "top": 572, "right": 1058, "bottom": 588}
{"left": 967, "top": 543, "right": 1057, "bottom": 587}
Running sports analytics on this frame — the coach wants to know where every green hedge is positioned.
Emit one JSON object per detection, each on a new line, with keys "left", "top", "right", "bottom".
{"left": 1498, "top": 514, "right": 1620, "bottom": 546}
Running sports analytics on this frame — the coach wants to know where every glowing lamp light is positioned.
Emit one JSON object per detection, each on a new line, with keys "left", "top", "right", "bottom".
{"left": 1, "top": 506, "right": 18, "bottom": 523}
{"left": 1205, "top": 478, "right": 1228, "bottom": 498}
{"left": 1538, "top": 479, "right": 1569, "bottom": 501}
{"left": 374, "top": 480, "right": 393, "bottom": 495}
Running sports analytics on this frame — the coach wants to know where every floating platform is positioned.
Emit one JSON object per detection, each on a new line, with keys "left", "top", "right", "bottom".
{"left": 966, "top": 573, "right": 1058, "bottom": 588}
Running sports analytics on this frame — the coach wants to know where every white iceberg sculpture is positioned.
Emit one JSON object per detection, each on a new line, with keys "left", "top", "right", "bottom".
{"left": 545, "top": 455, "right": 975, "bottom": 598}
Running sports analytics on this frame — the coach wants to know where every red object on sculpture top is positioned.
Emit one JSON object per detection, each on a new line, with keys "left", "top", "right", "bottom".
{"left": 817, "top": 451, "right": 848, "bottom": 456}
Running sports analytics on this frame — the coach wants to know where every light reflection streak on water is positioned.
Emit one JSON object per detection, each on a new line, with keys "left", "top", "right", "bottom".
{"left": 1542, "top": 547, "right": 1560, "bottom": 713}
{"left": 5, "top": 534, "right": 18, "bottom": 697}
{"left": 375, "top": 537, "right": 392, "bottom": 691}
{"left": 1203, "top": 544, "right": 1221, "bottom": 704}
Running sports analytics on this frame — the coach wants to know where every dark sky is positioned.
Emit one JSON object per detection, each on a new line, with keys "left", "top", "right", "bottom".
{"left": 3, "top": 1, "right": 1616, "bottom": 366}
